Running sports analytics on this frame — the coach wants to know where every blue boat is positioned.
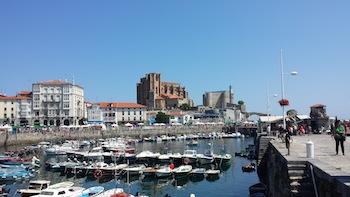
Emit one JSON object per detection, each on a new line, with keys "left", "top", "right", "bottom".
{"left": 0, "top": 166, "right": 33, "bottom": 182}
{"left": 79, "top": 186, "right": 104, "bottom": 197}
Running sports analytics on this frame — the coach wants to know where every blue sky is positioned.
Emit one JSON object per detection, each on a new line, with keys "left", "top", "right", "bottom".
{"left": 1, "top": 1, "right": 350, "bottom": 118}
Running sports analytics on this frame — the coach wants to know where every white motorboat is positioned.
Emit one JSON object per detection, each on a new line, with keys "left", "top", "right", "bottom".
{"left": 78, "top": 186, "right": 104, "bottom": 197}
{"left": 190, "top": 168, "right": 206, "bottom": 180}
{"left": 182, "top": 150, "right": 197, "bottom": 165}
{"left": 95, "top": 188, "right": 124, "bottom": 197}
{"left": 155, "top": 166, "right": 173, "bottom": 178}
{"left": 33, "top": 187, "right": 84, "bottom": 197}
{"left": 158, "top": 154, "right": 171, "bottom": 163}
{"left": 18, "top": 180, "right": 51, "bottom": 197}
{"left": 173, "top": 165, "right": 192, "bottom": 178}
{"left": 196, "top": 154, "right": 214, "bottom": 165}
{"left": 136, "top": 151, "right": 160, "bottom": 162}
{"left": 47, "top": 182, "right": 74, "bottom": 189}
{"left": 205, "top": 169, "right": 220, "bottom": 179}
{"left": 213, "top": 154, "right": 232, "bottom": 164}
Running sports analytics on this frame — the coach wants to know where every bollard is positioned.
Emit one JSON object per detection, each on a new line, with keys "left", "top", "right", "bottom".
{"left": 306, "top": 140, "right": 314, "bottom": 158}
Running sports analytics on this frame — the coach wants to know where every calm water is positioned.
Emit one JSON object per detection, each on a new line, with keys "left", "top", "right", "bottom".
{"left": 3, "top": 137, "right": 259, "bottom": 197}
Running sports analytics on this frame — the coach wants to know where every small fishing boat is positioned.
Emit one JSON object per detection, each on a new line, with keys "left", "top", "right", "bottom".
{"left": 158, "top": 154, "right": 171, "bottom": 163}
{"left": 213, "top": 154, "right": 232, "bottom": 164}
{"left": 169, "top": 153, "right": 182, "bottom": 164}
{"left": 48, "top": 182, "right": 74, "bottom": 189}
{"left": 182, "top": 150, "right": 197, "bottom": 165}
{"left": 242, "top": 163, "right": 256, "bottom": 172}
{"left": 155, "top": 166, "right": 173, "bottom": 178}
{"left": 18, "top": 180, "right": 51, "bottom": 197}
{"left": 95, "top": 188, "right": 124, "bottom": 197}
{"left": 205, "top": 169, "right": 220, "bottom": 181}
{"left": 33, "top": 187, "right": 84, "bottom": 197}
{"left": 173, "top": 165, "right": 192, "bottom": 178}
{"left": 79, "top": 186, "right": 104, "bottom": 197}
{"left": 186, "top": 140, "right": 198, "bottom": 147}
{"left": 190, "top": 168, "right": 206, "bottom": 181}
{"left": 136, "top": 151, "right": 160, "bottom": 163}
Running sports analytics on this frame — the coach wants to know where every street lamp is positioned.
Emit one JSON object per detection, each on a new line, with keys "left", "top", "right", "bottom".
{"left": 280, "top": 49, "right": 297, "bottom": 130}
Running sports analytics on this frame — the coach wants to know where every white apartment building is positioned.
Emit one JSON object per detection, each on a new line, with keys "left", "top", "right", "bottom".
{"left": 32, "top": 80, "right": 85, "bottom": 126}
{"left": 0, "top": 92, "right": 32, "bottom": 126}
{"left": 98, "top": 102, "right": 146, "bottom": 125}
{"left": 86, "top": 103, "right": 103, "bottom": 124}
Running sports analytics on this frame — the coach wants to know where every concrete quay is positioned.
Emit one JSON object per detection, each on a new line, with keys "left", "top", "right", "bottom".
{"left": 258, "top": 134, "right": 350, "bottom": 197}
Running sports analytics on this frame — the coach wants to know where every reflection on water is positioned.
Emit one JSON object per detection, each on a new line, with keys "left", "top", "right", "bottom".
{"left": 2, "top": 137, "right": 259, "bottom": 197}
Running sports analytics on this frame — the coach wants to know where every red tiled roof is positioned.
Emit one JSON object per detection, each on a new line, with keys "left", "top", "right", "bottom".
{"left": 17, "top": 91, "right": 32, "bottom": 95}
{"left": 0, "top": 96, "right": 31, "bottom": 101}
{"left": 98, "top": 102, "right": 146, "bottom": 108}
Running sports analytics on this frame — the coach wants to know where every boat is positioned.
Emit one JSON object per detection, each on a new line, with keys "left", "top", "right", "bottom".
{"left": 18, "top": 180, "right": 51, "bottom": 197}
{"left": 47, "top": 182, "right": 74, "bottom": 189}
{"left": 169, "top": 153, "right": 182, "bottom": 164}
{"left": 186, "top": 140, "right": 198, "bottom": 147}
{"left": 173, "top": 165, "right": 192, "bottom": 178}
{"left": 197, "top": 153, "right": 214, "bottom": 165}
{"left": 190, "top": 168, "right": 206, "bottom": 181}
{"left": 157, "top": 154, "right": 171, "bottom": 163}
{"left": 95, "top": 188, "right": 124, "bottom": 197}
{"left": 182, "top": 150, "right": 197, "bottom": 165}
{"left": 0, "top": 185, "right": 8, "bottom": 197}
{"left": 249, "top": 183, "right": 267, "bottom": 197}
{"left": 32, "top": 187, "right": 84, "bottom": 197}
{"left": 205, "top": 169, "right": 220, "bottom": 181}
{"left": 136, "top": 151, "right": 160, "bottom": 163}
{"left": 242, "top": 163, "right": 256, "bottom": 172}
{"left": 79, "top": 186, "right": 104, "bottom": 197}
{"left": 0, "top": 166, "right": 34, "bottom": 182}
{"left": 213, "top": 154, "right": 232, "bottom": 164}
{"left": 155, "top": 166, "right": 173, "bottom": 178}
{"left": 123, "top": 165, "right": 145, "bottom": 176}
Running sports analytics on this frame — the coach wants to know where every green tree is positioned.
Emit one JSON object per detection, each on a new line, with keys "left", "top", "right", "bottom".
{"left": 238, "top": 100, "right": 245, "bottom": 105}
{"left": 155, "top": 112, "right": 170, "bottom": 124}
{"left": 180, "top": 103, "right": 191, "bottom": 111}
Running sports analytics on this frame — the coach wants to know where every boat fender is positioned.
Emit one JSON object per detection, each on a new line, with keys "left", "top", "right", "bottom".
{"left": 183, "top": 158, "right": 190, "bottom": 165}
{"left": 94, "top": 169, "right": 103, "bottom": 179}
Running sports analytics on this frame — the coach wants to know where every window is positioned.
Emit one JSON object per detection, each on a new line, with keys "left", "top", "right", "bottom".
{"left": 58, "top": 191, "right": 65, "bottom": 195}
{"left": 122, "top": 117, "right": 124, "bottom": 121}
{"left": 122, "top": 111, "right": 124, "bottom": 115}
{"left": 128, "top": 111, "right": 130, "bottom": 115}
{"left": 63, "top": 102, "right": 69, "bottom": 108}
{"left": 4, "top": 108, "right": 6, "bottom": 111}
{"left": 134, "top": 117, "right": 136, "bottom": 121}
{"left": 4, "top": 114, "right": 7, "bottom": 118}
{"left": 11, "top": 108, "right": 13, "bottom": 111}
{"left": 11, "top": 114, "right": 14, "bottom": 118}
{"left": 134, "top": 111, "right": 136, "bottom": 115}
{"left": 140, "top": 111, "right": 142, "bottom": 115}
{"left": 63, "top": 95, "right": 69, "bottom": 101}
{"left": 128, "top": 117, "right": 130, "bottom": 121}
{"left": 140, "top": 117, "right": 142, "bottom": 121}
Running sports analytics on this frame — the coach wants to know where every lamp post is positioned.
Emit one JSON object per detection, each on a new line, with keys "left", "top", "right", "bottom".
{"left": 280, "top": 49, "right": 298, "bottom": 130}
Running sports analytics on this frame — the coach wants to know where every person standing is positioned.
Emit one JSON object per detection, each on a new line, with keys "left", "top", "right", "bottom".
{"left": 285, "top": 130, "right": 291, "bottom": 156}
{"left": 334, "top": 120, "right": 346, "bottom": 155}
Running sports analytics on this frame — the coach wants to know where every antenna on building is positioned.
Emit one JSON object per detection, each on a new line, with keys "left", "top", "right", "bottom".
{"left": 229, "top": 85, "right": 233, "bottom": 104}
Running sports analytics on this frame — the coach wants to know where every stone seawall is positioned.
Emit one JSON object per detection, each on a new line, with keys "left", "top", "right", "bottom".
{"left": 0, "top": 126, "right": 223, "bottom": 147}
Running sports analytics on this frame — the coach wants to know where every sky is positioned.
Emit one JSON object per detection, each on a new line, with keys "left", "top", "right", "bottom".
{"left": 1, "top": 1, "right": 350, "bottom": 118}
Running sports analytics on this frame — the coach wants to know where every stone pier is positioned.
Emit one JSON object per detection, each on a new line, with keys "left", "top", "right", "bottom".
{"left": 258, "top": 134, "right": 350, "bottom": 197}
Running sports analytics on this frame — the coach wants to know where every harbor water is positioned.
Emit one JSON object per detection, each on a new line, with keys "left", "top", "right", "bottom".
{"left": 2, "top": 137, "right": 258, "bottom": 197}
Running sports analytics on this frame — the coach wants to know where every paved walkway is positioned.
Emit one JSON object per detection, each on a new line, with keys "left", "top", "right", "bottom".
{"left": 271, "top": 134, "right": 350, "bottom": 179}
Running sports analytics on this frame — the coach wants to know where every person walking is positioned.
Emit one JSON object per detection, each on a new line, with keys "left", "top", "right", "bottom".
{"left": 334, "top": 120, "right": 346, "bottom": 155}
{"left": 285, "top": 130, "right": 291, "bottom": 156}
